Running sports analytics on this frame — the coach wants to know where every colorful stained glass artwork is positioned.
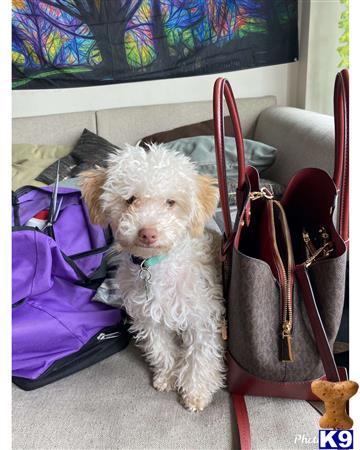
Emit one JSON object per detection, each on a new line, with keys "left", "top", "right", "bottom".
{"left": 12, "top": 1, "right": 298, "bottom": 89}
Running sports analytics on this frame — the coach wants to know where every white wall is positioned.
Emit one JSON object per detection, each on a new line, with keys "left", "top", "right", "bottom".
{"left": 12, "top": 62, "right": 300, "bottom": 118}
{"left": 305, "top": 0, "right": 343, "bottom": 115}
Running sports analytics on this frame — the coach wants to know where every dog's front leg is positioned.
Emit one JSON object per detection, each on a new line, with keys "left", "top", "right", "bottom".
{"left": 177, "top": 326, "right": 225, "bottom": 412}
{"left": 133, "top": 321, "right": 179, "bottom": 392}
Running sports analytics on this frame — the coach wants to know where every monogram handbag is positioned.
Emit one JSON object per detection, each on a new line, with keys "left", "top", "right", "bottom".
{"left": 213, "top": 70, "right": 349, "bottom": 449}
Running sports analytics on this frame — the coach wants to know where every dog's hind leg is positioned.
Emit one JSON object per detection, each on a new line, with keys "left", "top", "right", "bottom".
{"left": 133, "top": 322, "right": 179, "bottom": 392}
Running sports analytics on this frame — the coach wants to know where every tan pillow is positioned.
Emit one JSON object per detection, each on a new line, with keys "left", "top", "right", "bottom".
{"left": 12, "top": 144, "right": 72, "bottom": 191}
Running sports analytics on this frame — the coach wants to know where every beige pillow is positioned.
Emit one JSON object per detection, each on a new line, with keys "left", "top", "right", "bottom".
{"left": 12, "top": 144, "right": 72, "bottom": 191}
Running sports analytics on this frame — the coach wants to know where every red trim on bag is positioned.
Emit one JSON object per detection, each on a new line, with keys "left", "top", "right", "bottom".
{"left": 34, "top": 210, "right": 49, "bottom": 220}
{"left": 227, "top": 352, "right": 348, "bottom": 400}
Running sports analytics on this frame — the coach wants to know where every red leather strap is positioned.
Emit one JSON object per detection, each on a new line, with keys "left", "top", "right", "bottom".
{"left": 213, "top": 78, "right": 247, "bottom": 243}
{"left": 232, "top": 394, "right": 251, "bottom": 450}
{"left": 333, "top": 72, "right": 345, "bottom": 191}
{"left": 295, "top": 264, "right": 340, "bottom": 382}
{"left": 333, "top": 69, "right": 349, "bottom": 246}
{"left": 228, "top": 353, "right": 348, "bottom": 399}
{"left": 339, "top": 69, "right": 349, "bottom": 246}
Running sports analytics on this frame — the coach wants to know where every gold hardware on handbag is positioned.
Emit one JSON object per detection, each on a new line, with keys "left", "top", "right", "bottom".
{"left": 302, "top": 227, "right": 334, "bottom": 267}
{"left": 249, "top": 186, "right": 274, "bottom": 201}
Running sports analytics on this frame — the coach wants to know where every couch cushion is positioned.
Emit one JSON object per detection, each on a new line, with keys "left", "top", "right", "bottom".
{"left": 96, "top": 96, "right": 276, "bottom": 147}
{"left": 254, "top": 106, "right": 334, "bottom": 185}
{"left": 12, "top": 111, "right": 96, "bottom": 146}
{"left": 12, "top": 342, "right": 323, "bottom": 450}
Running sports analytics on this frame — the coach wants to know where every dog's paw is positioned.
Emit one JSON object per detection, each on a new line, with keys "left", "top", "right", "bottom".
{"left": 152, "top": 375, "right": 175, "bottom": 392}
{"left": 181, "top": 393, "right": 212, "bottom": 412}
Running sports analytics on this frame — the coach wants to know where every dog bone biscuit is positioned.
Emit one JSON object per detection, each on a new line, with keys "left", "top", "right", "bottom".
{"left": 311, "top": 380, "right": 358, "bottom": 429}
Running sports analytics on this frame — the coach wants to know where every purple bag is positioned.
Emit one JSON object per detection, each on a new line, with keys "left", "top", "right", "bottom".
{"left": 12, "top": 186, "right": 129, "bottom": 390}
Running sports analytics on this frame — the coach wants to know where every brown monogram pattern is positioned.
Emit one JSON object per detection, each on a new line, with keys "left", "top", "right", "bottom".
{"left": 228, "top": 249, "right": 347, "bottom": 382}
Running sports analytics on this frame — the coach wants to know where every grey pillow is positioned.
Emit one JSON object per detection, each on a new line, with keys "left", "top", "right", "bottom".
{"left": 165, "top": 135, "right": 277, "bottom": 177}
{"left": 36, "top": 129, "right": 119, "bottom": 184}
{"left": 165, "top": 136, "right": 282, "bottom": 206}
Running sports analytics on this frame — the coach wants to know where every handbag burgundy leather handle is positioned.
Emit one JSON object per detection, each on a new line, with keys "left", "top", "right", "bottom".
{"left": 213, "top": 78, "right": 246, "bottom": 243}
{"left": 334, "top": 69, "right": 349, "bottom": 246}
{"left": 214, "top": 72, "right": 350, "bottom": 246}
{"left": 336, "top": 69, "right": 349, "bottom": 246}
{"left": 333, "top": 73, "right": 345, "bottom": 191}
{"left": 340, "top": 69, "right": 349, "bottom": 246}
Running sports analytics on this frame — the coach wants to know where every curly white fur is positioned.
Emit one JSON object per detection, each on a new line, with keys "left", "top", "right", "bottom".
{"left": 80, "top": 144, "right": 225, "bottom": 412}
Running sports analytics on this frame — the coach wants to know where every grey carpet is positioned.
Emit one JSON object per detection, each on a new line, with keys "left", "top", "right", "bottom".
{"left": 13, "top": 342, "right": 322, "bottom": 450}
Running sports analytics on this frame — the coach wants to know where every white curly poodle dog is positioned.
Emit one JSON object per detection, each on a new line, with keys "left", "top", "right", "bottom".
{"left": 80, "top": 143, "right": 225, "bottom": 412}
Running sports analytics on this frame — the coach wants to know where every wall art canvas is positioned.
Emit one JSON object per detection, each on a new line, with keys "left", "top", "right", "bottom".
{"left": 12, "top": 0, "right": 298, "bottom": 89}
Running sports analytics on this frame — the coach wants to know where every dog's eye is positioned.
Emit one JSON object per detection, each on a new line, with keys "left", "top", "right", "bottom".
{"left": 126, "top": 196, "right": 137, "bottom": 205}
{"left": 166, "top": 199, "right": 176, "bottom": 207}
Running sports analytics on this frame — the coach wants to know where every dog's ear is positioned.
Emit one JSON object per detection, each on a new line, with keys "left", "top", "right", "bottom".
{"left": 190, "top": 175, "right": 219, "bottom": 238}
{"left": 79, "top": 168, "right": 108, "bottom": 226}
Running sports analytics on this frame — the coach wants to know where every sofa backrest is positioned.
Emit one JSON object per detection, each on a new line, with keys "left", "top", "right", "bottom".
{"left": 254, "top": 106, "right": 335, "bottom": 185}
{"left": 12, "top": 111, "right": 97, "bottom": 146}
{"left": 12, "top": 96, "right": 276, "bottom": 146}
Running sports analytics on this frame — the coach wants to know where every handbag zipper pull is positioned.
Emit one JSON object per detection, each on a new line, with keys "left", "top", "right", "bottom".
{"left": 281, "top": 321, "right": 294, "bottom": 362}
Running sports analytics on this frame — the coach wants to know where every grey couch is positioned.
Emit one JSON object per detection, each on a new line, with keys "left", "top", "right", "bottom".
{"left": 12, "top": 96, "right": 334, "bottom": 450}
